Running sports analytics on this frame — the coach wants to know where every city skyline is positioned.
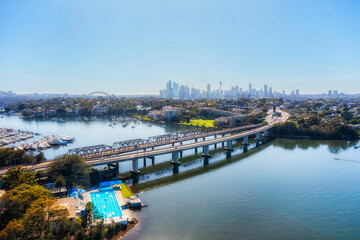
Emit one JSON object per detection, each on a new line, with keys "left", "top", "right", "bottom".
{"left": 1, "top": 0, "right": 360, "bottom": 94}
{"left": 159, "top": 80, "right": 352, "bottom": 100}
{"left": 1, "top": 80, "right": 357, "bottom": 100}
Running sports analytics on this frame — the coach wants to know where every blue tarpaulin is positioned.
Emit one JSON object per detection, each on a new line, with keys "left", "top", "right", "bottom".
{"left": 99, "top": 180, "right": 122, "bottom": 187}
{"left": 70, "top": 192, "right": 79, "bottom": 198}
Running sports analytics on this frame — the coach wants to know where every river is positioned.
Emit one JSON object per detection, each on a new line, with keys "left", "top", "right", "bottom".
{"left": 1, "top": 116, "right": 360, "bottom": 239}
{"left": 126, "top": 138, "right": 360, "bottom": 240}
{"left": 0, "top": 115, "right": 192, "bottom": 172}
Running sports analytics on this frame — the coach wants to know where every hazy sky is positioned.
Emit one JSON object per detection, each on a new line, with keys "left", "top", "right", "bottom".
{"left": 1, "top": 0, "right": 359, "bottom": 95}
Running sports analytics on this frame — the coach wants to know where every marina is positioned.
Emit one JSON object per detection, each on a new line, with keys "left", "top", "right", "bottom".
{"left": 11, "top": 134, "right": 75, "bottom": 151}
{"left": 0, "top": 115, "right": 191, "bottom": 160}
{"left": 0, "top": 127, "right": 36, "bottom": 146}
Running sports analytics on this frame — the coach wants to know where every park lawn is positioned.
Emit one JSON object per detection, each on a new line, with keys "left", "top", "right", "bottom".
{"left": 120, "top": 183, "right": 134, "bottom": 198}
{"left": 183, "top": 119, "right": 215, "bottom": 128}
{"left": 134, "top": 115, "right": 151, "bottom": 121}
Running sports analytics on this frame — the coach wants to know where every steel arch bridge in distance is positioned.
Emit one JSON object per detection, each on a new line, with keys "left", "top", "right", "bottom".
{"left": 88, "top": 91, "right": 110, "bottom": 97}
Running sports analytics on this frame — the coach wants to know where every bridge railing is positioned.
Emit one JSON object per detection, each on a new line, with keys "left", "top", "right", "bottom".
{"left": 67, "top": 123, "right": 267, "bottom": 158}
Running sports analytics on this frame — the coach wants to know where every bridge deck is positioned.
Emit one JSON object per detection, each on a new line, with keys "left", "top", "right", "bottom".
{"left": 68, "top": 124, "right": 262, "bottom": 159}
{"left": 0, "top": 108, "right": 289, "bottom": 175}
{"left": 87, "top": 125, "right": 272, "bottom": 166}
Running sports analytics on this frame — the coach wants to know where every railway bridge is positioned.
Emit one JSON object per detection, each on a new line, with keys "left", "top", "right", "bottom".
{"left": 0, "top": 109, "right": 288, "bottom": 176}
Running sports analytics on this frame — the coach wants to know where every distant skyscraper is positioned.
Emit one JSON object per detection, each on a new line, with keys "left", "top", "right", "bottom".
{"left": 166, "top": 80, "right": 172, "bottom": 98}
{"left": 296, "top": 89, "right": 299, "bottom": 95}
{"left": 268, "top": 87, "right": 272, "bottom": 96}
{"left": 264, "top": 84, "right": 268, "bottom": 97}
{"left": 249, "top": 83, "right": 252, "bottom": 98}
{"left": 328, "top": 90, "right": 332, "bottom": 97}
{"left": 173, "top": 82, "right": 179, "bottom": 99}
{"left": 206, "top": 84, "right": 211, "bottom": 98}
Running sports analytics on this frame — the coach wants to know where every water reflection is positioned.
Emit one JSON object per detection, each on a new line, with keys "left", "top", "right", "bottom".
{"left": 127, "top": 138, "right": 360, "bottom": 188}
{"left": 273, "top": 138, "right": 358, "bottom": 153}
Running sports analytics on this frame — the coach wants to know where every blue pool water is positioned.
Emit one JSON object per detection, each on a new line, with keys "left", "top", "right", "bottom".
{"left": 90, "top": 190, "right": 122, "bottom": 219}
{"left": 99, "top": 186, "right": 113, "bottom": 191}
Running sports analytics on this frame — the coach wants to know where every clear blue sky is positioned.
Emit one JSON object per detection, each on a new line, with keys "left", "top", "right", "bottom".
{"left": 1, "top": 0, "right": 359, "bottom": 94}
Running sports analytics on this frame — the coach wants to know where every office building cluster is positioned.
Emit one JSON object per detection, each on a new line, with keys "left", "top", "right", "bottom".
{"left": 160, "top": 81, "right": 289, "bottom": 100}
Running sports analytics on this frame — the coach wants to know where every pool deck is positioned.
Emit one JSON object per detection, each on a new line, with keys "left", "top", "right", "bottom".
{"left": 86, "top": 187, "right": 132, "bottom": 223}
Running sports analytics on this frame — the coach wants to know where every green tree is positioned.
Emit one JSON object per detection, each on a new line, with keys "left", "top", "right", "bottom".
{"left": 0, "top": 184, "right": 53, "bottom": 228}
{"left": 0, "top": 219, "right": 24, "bottom": 240}
{"left": 35, "top": 170, "right": 45, "bottom": 180}
{"left": 21, "top": 198, "right": 70, "bottom": 239}
{"left": 47, "top": 154, "right": 91, "bottom": 191}
{"left": 105, "top": 224, "right": 115, "bottom": 239}
{"left": 0, "top": 167, "right": 37, "bottom": 191}
{"left": 35, "top": 152, "right": 46, "bottom": 163}
{"left": 55, "top": 176, "right": 66, "bottom": 189}
{"left": 82, "top": 202, "right": 103, "bottom": 236}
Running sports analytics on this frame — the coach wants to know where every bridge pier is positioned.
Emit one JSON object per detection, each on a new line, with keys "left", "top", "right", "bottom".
{"left": 132, "top": 174, "right": 139, "bottom": 184}
{"left": 131, "top": 158, "right": 140, "bottom": 175}
{"left": 214, "top": 143, "right": 217, "bottom": 149}
{"left": 225, "top": 140, "right": 234, "bottom": 151}
{"left": 180, "top": 151, "right": 183, "bottom": 158}
{"left": 243, "top": 136, "right": 249, "bottom": 145}
{"left": 201, "top": 145, "right": 211, "bottom": 158}
{"left": 143, "top": 158, "right": 146, "bottom": 167}
{"left": 222, "top": 142, "right": 225, "bottom": 147}
{"left": 256, "top": 132, "right": 261, "bottom": 141}
{"left": 203, "top": 157, "right": 210, "bottom": 166}
{"left": 171, "top": 151, "right": 181, "bottom": 165}
{"left": 243, "top": 145, "right": 248, "bottom": 153}
{"left": 226, "top": 151, "right": 232, "bottom": 159}
{"left": 173, "top": 164, "right": 179, "bottom": 174}
{"left": 152, "top": 157, "right": 155, "bottom": 165}
{"left": 263, "top": 129, "right": 268, "bottom": 137}
{"left": 107, "top": 163, "right": 119, "bottom": 174}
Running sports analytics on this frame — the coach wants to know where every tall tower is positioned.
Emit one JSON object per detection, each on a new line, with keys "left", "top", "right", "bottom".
{"left": 166, "top": 80, "right": 172, "bottom": 98}
{"left": 249, "top": 83, "right": 252, "bottom": 98}
{"left": 173, "top": 82, "right": 179, "bottom": 99}
{"left": 207, "top": 84, "right": 211, "bottom": 99}
{"left": 264, "top": 84, "right": 268, "bottom": 97}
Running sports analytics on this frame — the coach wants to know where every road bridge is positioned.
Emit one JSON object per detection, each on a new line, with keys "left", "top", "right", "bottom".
{"left": 67, "top": 124, "right": 262, "bottom": 159}
{"left": 0, "top": 108, "right": 289, "bottom": 175}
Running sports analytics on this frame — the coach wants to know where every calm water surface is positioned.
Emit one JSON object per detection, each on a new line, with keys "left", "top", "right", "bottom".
{"left": 0, "top": 116, "right": 192, "bottom": 172}
{"left": 126, "top": 138, "right": 360, "bottom": 240}
{"left": 2, "top": 116, "right": 360, "bottom": 239}
{"left": 0, "top": 116, "right": 189, "bottom": 154}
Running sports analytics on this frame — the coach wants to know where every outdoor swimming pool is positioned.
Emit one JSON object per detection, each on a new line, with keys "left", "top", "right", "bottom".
{"left": 90, "top": 190, "right": 122, "bottom": 219}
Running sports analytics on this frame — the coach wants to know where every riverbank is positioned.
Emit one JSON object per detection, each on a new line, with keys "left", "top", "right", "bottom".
{"left": 112, "top": 218, "right": 138, "bottom": 239}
